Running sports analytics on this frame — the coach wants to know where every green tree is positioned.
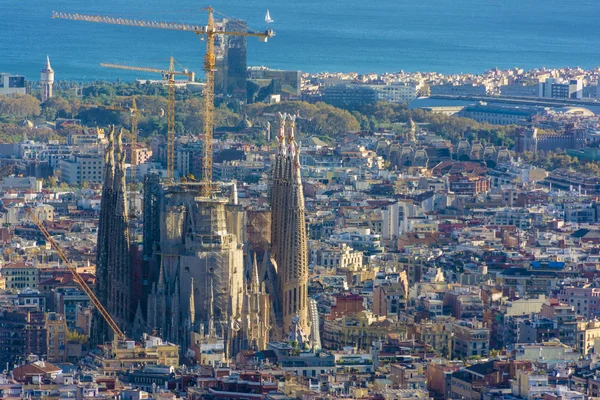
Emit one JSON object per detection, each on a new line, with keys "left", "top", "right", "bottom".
{"left": 0, "top": 124, "right": 27, "bottom": 143}
{"left": 66, "top": 330, "right": 89, "bottom": 344}
{"left": 0, "top": 94, "right": 41, "bottom": 118}
{"left": 42, "top": 96, "right": 71, "bottom": 119}
{"left": 45, "top": 176, "right": 58, "bottom": 188}
{"left": 246, "top": 101, "right": 360, "bottom": 137}
{"left": 583, "top": 162, "right": 600, "bottom": 176}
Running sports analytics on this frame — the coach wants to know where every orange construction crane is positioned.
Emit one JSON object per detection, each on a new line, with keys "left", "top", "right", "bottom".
{"left": 100, "top": 57, "right": 195, "bottom": 182}
{"left": 53, "top": 9, "right": 275, "bottom": 194}
{"left": 26, "top": 208, "right": 125, "bottom": 340}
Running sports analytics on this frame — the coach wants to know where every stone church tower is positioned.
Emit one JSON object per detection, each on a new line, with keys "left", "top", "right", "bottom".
{"left": 40, "top": 56, "right": 54, "bottom": 102}
{"left": 269, "top": 113, "right": 309, "bottom": 337}
{"left": 94, "top": 127, "right": 132, "bottom": 342}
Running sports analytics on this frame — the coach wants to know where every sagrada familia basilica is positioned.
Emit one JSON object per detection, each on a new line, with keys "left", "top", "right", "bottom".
{"left": 95, "top": 114, "right": 318, "bottom": 358}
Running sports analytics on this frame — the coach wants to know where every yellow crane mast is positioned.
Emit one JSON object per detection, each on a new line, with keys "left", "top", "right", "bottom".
{"left": 202, "top": 9, "right": 216, "bottom": 196}
{"left": 100, "top": 58, "right": 195, "bottom": 182}
{"left": 26, "top": 208, "right": 125, "bottom": 340}
{"left": 53, "top": 9, "right": 275, "bottom": 195}
{"left": 131, "top": 98, "right": 141, "bottom": 189}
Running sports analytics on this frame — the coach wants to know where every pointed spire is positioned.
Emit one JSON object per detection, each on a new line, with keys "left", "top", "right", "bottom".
{"left": 105, "top": 126, "right": 115, "bottom": 167}
{"left": 113, "top": 128, "right": 130, "bottom": 221}
{"left": 277, "top": 113, "right": 286, "bottom": 155}
{"left": 103, "top": 126, "right": 116, "bottom": 187}
{"left": 114, "top": 128, "right": 127, "bottom": 191}
{"left": 189, "top": 278, "right": 195, "bottom": 327}
{"left": 42, "top": 56, "right": 53, "bottom": 73}
{"left": 170, "top": 312, "right": 177, "bottom": 342}
{"left": 251, "top": 253, "right": 260, "bottom": 293}
{"left": 116, "top": 127, "right": 124, "bottom": 157}
{"left": 293, "top": 140, "right": 302, "bottom": 184}
{"left": 408, "top": 117, "right": 416, "bottom": 142}
{"left": 135, "top": 300, "right": 143, "bottom": 319}
{"left": 231, "top": 182, "right": 238, "bottom": 205}
{"left": 286, "top": 113, "right": 297, "bottom": 157}
{"left": 157, "top": 258, "right": 165, "bottom": 291}
{"left": 133, "top": 301, "right": 145, "bottom": 338}
{"left": 171, "top": 283, "right": 180, "bottom": 342}
{"left": 208, "top": 275, "right": 216, "bottom": 338}
{"left": 269, "top": 108, "right": 309, "bottom": 338}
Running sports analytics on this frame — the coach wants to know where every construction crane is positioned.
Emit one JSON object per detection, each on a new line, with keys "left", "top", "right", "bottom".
{"left": 100, "top": 57, "right": 195, "bottom": 182}
{"left": 25, "top": 208, "right": 125, "bottom": 340}
{"left": 53, "top": 9, "right": 275, "bottom": 195}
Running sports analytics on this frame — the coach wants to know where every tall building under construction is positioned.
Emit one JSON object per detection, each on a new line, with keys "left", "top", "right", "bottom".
{"left": 214, "top": 18, "right": 248, "bottom": 104}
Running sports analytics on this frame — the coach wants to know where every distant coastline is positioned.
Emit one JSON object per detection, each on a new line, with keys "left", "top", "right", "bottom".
{"left": 18, "top": 64, "right": 600, "bottom": 87}
{"left": 1, "top": 0, "right": 599, "bottom": 81}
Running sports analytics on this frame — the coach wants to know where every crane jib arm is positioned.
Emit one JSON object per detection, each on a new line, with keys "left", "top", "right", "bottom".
{"left": 51, "top": 11, "right": 274, "bottom": 39}
{"left": 99, "top": 63, "right": 193, "bottom": 78}
{"left": 26, "top": 208, "right": 126, "bottom": 340}
{"left": 54, "top": 7, "right": 274, "bottom": 192}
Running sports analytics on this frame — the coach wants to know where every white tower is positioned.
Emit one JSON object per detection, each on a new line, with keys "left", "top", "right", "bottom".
{"left": 40, "top": 56, "right": 54, "bottom": 102}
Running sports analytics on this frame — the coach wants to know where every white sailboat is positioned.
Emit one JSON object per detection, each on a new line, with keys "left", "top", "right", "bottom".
{"left": 265, "top": 9, "right": 274, "bottom": 24}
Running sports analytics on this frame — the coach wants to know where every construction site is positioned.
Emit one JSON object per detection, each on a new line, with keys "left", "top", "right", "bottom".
{"left": 37, "top": 7, "right": 283, "bottom": 361}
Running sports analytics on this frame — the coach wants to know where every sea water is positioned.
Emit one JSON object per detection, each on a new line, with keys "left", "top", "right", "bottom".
{"left": 1, "top": 0, "right": 599, "bottom": 81}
